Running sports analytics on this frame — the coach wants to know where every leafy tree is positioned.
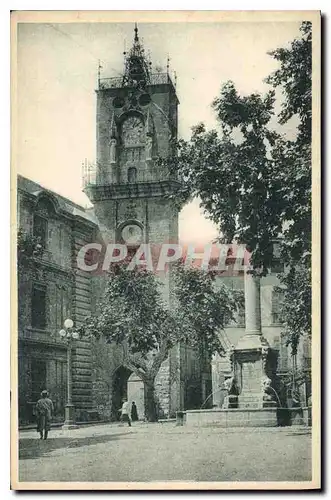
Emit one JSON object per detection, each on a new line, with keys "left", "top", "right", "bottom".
{"left": 173, "top": 262, "right": 243, "bottom": 357}
{"left": 78, "top": 262, "right": 239, "bottom": 421}
{"left": 78, "top": 265, "right": 178, "bottom": 422}
{"left": 162, "top": 85, "right": 280, "bottom": 274}
{"left": 266, "top": 21, "right": 312, "bottom": 354}
{"left": 161, "top": 22, "right": 312, "bottom": 354}
{"left": 266, "top": 21, "right": 312, "bottom": 145}
{"left": 277, "top": 265, "right": 311, "bottom": 356}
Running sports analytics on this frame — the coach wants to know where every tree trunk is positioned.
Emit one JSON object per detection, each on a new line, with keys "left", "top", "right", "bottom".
{"left": 144, "top": 379, "right": 157, "bottom": 422}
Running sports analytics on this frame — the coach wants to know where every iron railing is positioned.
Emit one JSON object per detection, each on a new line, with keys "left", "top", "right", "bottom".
{"left": 98, "top": 72, "right": 175, "bottom": 90}
{"left": 81, "top": 159, "right": 173, "bottom": 188}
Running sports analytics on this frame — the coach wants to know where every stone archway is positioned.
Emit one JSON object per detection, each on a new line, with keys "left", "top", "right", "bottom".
{"left": 127, "top": 372, "right": 145, "bottom": 421}
{"left": 111, "top": 366, "right": 132, "bottom": 421}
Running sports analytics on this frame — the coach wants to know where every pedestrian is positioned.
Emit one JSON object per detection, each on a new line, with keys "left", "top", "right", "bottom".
{"left": 131, "top": 401, "right": 138, "bottom": 422}
{"left": 120, "top": 398, "right": 131, "bottom": 427}
{"left": 35, "top": 390, "right": 54, "bottom": 440}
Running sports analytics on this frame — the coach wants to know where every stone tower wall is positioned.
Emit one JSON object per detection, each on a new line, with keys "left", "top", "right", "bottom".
{"left": 88, "top": 77, "right": 182, "bottom": 418}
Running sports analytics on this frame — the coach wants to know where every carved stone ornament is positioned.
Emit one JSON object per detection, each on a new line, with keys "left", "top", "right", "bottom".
{"left": 110, "top": 137, "right": 117, "bottom": 164}
{"left": 261, "top": 345, "right": 269, "bottom": 372}
{"left": 124, "top": 201, "right": 137, "bottom": 220}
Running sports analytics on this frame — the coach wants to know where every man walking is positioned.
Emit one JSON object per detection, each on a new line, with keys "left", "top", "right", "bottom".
{"left": 120, "top": 398, "right": 131, "bottom": 427}
{"left": 35, "top": 390, "right": 54, "bottom": 440}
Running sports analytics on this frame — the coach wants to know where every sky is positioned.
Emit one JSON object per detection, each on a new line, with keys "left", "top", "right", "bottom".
{"left": 17, "top": 20, "right": 302, "bottom": 244}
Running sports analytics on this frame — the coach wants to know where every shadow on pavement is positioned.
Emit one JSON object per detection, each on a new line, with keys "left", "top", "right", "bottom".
{"left": 19, "top": 432, "right": 131, "bottom": 460}
{"left": 285, "top": 430, "right": 312, "bottom": 436}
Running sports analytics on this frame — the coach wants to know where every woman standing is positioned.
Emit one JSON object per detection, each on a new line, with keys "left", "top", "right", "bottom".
{"left": 131, "top": 401, "right": 138, "bottom": 422}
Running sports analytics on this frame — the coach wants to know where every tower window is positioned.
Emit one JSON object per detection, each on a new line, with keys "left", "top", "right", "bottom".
{"left": 128, "top": 167, "right": 137, "bottom": 183}
{"left": 113, "top": 96, "right": 125, "bottom": 109}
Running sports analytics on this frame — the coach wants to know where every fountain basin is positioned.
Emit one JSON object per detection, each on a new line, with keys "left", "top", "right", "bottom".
{"left": 185, "top": 407, "right": 278, "bottom": 427}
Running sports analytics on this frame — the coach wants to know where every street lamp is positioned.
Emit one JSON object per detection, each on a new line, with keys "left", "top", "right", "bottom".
{"left": 59, "top": 318, "right": 79, "bottom": 429}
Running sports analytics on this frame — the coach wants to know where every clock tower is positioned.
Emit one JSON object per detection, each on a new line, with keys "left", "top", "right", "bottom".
{"left": 83, "top": 25, "right": 193, "bottom": 417}
{"left": 85, "top": 24, "right": 179, "bottom": 253}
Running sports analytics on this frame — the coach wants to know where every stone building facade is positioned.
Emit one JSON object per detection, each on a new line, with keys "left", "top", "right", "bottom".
{"left": 17, "top": 175, "right": 98, "bottom": 424}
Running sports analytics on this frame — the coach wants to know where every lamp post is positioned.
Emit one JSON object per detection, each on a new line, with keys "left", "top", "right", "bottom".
{"left": 59, "top": 318, "right": 79, "bottom": 429}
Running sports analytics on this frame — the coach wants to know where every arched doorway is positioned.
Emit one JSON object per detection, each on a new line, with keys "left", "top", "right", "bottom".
{"left": 127, "top": 373, "right": 145, "bottom": 421}
{"left": 111, "top": 366, "right": 132, "bottom": 421}
{"left": 111, "top": 366, "right": 145, "bottom": 421}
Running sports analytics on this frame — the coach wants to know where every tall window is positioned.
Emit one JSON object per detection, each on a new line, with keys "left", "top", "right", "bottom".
{"left": 31, "top": 284, "right": 47, "bottom": 329}
{"left": 271, "top": 288, "right": 285, "bottom": 325}
{"left": 33, "top": 214, "right": 48, "bottom": 249}
{"left": 127, "top": 167, "right": 137, "bottom": 183}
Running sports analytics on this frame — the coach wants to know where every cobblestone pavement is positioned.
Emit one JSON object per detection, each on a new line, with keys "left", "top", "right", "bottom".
{"left": 18, "top": 423, "right": 312, "bottom": 483}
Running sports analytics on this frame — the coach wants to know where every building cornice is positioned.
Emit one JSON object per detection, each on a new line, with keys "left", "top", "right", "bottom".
{"left": 84, "top": 180, "right": 181, "bottom": 202}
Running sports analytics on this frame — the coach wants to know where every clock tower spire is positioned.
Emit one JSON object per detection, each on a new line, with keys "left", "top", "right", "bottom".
{"left": 122, "top": 23, "right": 151, "bottom": 88}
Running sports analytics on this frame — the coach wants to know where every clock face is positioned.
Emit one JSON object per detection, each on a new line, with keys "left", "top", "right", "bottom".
{"left": 122, "top": 116, "right": 145, "bottom": 146}
{"left": 121, "top": 223, "right": 143, "bottom": 245}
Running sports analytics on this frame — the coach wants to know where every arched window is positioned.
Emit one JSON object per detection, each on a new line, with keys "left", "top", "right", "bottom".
{"left": 127, "top": 167, "right": 137, "bottom": 183}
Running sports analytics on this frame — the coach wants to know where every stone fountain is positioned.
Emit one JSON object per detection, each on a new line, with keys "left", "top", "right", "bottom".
{"left": 185, "top": 269, "right": 278, "bottom": 427}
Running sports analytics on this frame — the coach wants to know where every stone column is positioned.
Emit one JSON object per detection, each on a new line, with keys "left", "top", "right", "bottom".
{"left": 236, "top": 269, "right": 264, "bottom": 351}
{"left": 233, "top": 267, "right": 277, "bottom": 416}
{"left": 245, "top": 271, "right": 261, "bottom": 335}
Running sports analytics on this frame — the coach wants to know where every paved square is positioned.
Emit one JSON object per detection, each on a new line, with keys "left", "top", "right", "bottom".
{"left": 18, "top": 423, "right": 311, "bottom": 483}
